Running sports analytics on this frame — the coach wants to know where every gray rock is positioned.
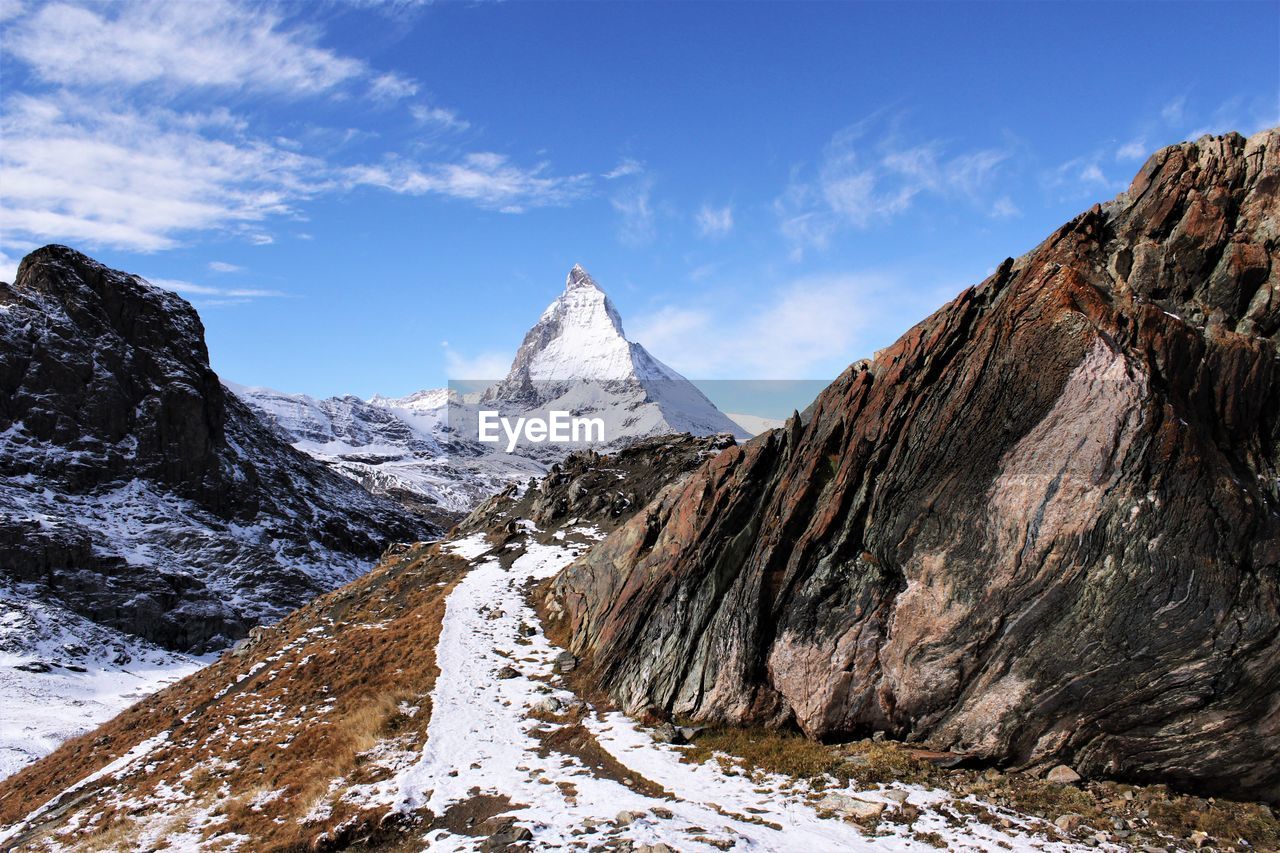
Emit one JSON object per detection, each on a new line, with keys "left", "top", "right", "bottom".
{"left": 816, "top": 793, "right": 885, "bottom": 821}
{"left": 1046, "top": 765, "right": 1082, "bottom": 785}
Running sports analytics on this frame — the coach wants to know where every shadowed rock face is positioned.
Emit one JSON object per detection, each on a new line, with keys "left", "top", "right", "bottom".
{"left": 550, "top": 130, "right": 1280, "bottom": 801}
{"left": 0, "top": 246, "right": 435, "bottom": 652}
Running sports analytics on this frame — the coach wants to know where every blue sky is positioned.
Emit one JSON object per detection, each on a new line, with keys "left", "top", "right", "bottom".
{"left": 2, "top": 1, "right": 1277, "bottom": 407}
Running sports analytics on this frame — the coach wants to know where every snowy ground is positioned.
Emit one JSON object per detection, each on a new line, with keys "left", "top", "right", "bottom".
{"left": 0, "top": 585, "right": 206, "bottom": 779}
{"left": 375, "top": 530, "right": 1093, "bottom": 852}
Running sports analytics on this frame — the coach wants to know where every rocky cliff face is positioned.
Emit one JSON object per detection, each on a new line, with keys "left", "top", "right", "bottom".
{"left": 0, "top": 246, "right": 435, "bottom": 654}
{"left": 549, "top": 130, "right": 1280, "bottom": 802}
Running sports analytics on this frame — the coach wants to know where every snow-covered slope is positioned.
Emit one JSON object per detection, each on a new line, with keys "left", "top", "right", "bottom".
{"left": 0, "top": 583, "right": 205, "bottom": 778}
{"left": 235, "top": 265, "right": 745, "bottom": 514}
{"left": 230, "top": 383, "right": 544, "bottom": 516}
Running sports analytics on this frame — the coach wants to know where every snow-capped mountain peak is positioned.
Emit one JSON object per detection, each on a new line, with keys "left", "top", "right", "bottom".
{"left": 503, "top": 264, "right": 677, "bottom": 385}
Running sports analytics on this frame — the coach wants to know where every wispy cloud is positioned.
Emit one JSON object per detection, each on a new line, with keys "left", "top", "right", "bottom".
{"left": 0, "top": 93, "right": 326, "bottom": 251}
{"left": 631, "top": 272, "right": 947, "bottom": 378}
{"left": 369, "top": 72, "right": 419, "bottom": 102}
{"left": 208, "top": 261, "right": 244, "bottom": 273}
{"left": 410, "top": 103, "right": 470, "bottom": 132}
{"left": 8, "top": 1, "right": 367, "bottom": 96}
{"left": 1115, "top": 138, "right": 1147, "bottom": 161}
{"left": 990, "top": 196, "right": 1019, "bottom": 218}
{"left": 1043, "top": 154, "right": 1125, "bottom": 200}
{"left": 347, "top": 153, "right": 590, "bottom": 213}
{"left": 603, "top": 158, "right": 644, "bottom": 180}
{"left": 776, "top": 119, "right": 1014, "bottom": 257}
{"left": 440, "top": 341, "right": 511, "bottom": 379}
{"left": 0, "top": 0, "right": 586, "bottom": 252}
{"left": 1161, "top": 96, "right": 1187, "bottom": 126}
{"left": 610, "top": 177, "right": 655, "bottom": 247}
{"left": 148, "top": 277, "right": 287, "bottom": 306}
{"left": 696, "top": 203, "right": 733, "bottom": 238}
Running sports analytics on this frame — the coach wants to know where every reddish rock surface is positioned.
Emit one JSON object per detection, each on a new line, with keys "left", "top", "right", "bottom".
{"left": 550, "top": 129, "right": 1280, "bottom": 801}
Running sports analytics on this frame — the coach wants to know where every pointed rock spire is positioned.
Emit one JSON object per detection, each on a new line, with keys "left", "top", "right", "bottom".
{"left": 566, "top": 264, "right": 601, "bottom": 291}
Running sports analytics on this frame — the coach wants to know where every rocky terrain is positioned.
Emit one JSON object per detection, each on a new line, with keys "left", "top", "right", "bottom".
{"left": 12, "top": 436, "right": 1265, "bottom": 852}
{"left": 234, "top": 264, "right": 749, "bottom": 517}
{"left": 549, "top": 129, "right": 1280, "bottom": 804}
{"left": 0, "top": 247, "right": 433, "bottom": 772}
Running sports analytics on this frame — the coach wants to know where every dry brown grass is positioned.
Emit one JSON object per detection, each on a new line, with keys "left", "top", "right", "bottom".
{"left": 0, "top": 543, "right": 468, "bottom": 851}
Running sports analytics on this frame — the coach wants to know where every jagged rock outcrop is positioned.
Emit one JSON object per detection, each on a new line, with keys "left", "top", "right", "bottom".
{"left": 0, "top": 246, "right": 435, "bottom": 653}
{"left": 550, "top": 130, "right": 1280, "bottom": 801}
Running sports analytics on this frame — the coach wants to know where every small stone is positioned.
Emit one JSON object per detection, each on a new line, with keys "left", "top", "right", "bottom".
{"left": 1190, "top": 831, "right": 1210, "bottom": 849}
{"left": 495, "top": 665, "right": 520, "bottom": 680}
{"left": 982, "top": 768, "right": 1003, "bottom": 781}
{"left": 817, "top": 792, "right": 886, "bottom": 821}
{"left": 636, "top": 845, "right": 675, "bottom": 853}
{"left": 552, "top": 650, "right": 578, "bottom": 673}
{"left": 615, "top": 810, "right": 643, "bottom": 826}
{"left": 872, "top": 730, "right": 886, "bottom": 743}
{"left": 677, "top": 726, "right": 702, "bottom": 742}
{"left": 883, "top": 789, "right": 910, "bottom": 804}
{"left": 479, "top": 817, "right": 532, "bottom": 851}
{"left": 1046, "top": 764, "right": 1082, "bottom": 784}
{"left": 651, "top": 723, "right": 686, "bottom": 744}
{"left": 533, "top": 697, "right": 562, "bottom": 714}
{"left": 1054, "top": 813, "right": 1084, "bottom": 832}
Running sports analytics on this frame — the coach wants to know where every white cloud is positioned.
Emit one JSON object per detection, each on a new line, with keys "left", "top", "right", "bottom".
{"left": 603, "top": 158, "right": 644, "bottom": 180}
{"left": 1161, "top": 96, "right": 1187, "bottom": 126}
{"left": 0, "top": 0, "right": 592, "bottom": 253}
{"left": 610, "top": 177, "right": 655, "bottom": 247}
{"left": 990, "top": 196, "right": 1019, "bottom": 218}
{"left": 776, "top": 120, "right": 1013, "bottom": 255}
{"left": 1043, "top": 154, "right": 1125, "bottom": 200}
{"left": 696, "top": 204, "right": 733, "bottom": 238}
{"left": 147, "top": 277, "right": 287, "bottom": 306}
{"left": 1116, "top": 138, "right": 1147, "bottom": 161}
{"left": 631, "top": 273, "right": 927, "bottom": 379}
{"left": 347, "top": 153, "right": 589, "bottom": 213}
{"left": 0, "top": 93, "right": 325, "bottom": 251}
{"left": 370, "top": 72, "right": 419, "bottom": 102}
{"left": 8, "top": 1, "right": 365, "bottom": 96}
{"left": 0, "top": 0, "right": 24, "bottom": 25}
{"left": 441, "top": 342, "right": 511, "bottom": 379}
{"left": 410, "top": 103, "right": 470, "bottom": 132}
{"left": 0, "top": 249, "right": 19, "bottom": 283}
{"left": 1079, "top": 163, "right": 1107, "bottom": 185}
{"left": 208, "top": 261, "right": 244, "bottom": 273}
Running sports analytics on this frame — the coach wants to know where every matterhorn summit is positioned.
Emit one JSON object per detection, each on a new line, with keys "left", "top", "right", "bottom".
{"left": 482, "top": 265, "right": 744, "bottom": 441}
{"left": 236, "top": 264, "right": 747, "bottom": 517}
{"left": 494, "top": 264, "right": 674, "bottom": 387}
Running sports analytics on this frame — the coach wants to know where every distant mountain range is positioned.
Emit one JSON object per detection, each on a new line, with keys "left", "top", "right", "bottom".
{"left": 234, "top": 264, "right": 752, "bottom": 518}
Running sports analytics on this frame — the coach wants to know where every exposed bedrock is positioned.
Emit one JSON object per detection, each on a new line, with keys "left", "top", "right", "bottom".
{"left": 550, "top": 129, "right": 1280, "bottom": 801}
